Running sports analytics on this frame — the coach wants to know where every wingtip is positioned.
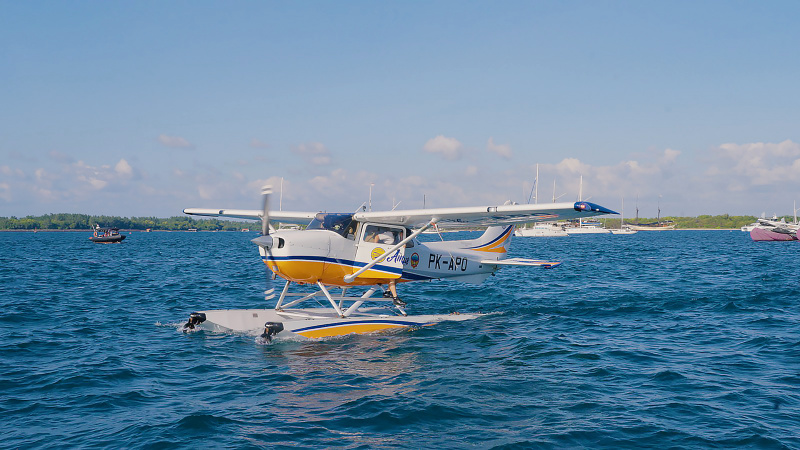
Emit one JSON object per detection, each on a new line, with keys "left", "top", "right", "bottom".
{"left": 574, "top": 201, "right": 618, "bottom": 215}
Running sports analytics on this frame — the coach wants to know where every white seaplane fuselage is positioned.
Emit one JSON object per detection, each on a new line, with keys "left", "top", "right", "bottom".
{"left": 262, "top": 225, "right": 516, "bottom": 287}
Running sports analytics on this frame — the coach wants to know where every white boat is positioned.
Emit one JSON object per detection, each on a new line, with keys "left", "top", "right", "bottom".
{"left": 515, "top": 222, "right": 568, "bottom": 237}
{"left": 748, "top": 205, "right": 800, "bottom": 233}
{"left": 750, "top": 216, "right": 800, "bottom": 241}
{"left": 565, "top": 220, "right": 610, "bottom": 235}
{"left": 610, "top": 197, "right": 637, "bottom": 235}
{"left": 611, "top": 227, "right": 637, "bottom": 235}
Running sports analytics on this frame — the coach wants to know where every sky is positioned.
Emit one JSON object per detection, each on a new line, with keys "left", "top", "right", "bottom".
{"left": 2, "top": 1, "right": 800, "bottom": 218}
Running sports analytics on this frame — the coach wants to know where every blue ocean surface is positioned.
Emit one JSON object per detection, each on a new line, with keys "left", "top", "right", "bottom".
{"left": 1, "top": 230, "right": 799, "bottom": 448}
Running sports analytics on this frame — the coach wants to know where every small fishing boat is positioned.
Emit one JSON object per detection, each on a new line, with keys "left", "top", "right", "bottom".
{"left": 89, "top": 225, "right": 126, "bottom": 243}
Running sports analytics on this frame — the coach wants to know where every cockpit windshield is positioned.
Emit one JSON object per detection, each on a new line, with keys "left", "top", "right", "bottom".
{"left": 307, "top": 213, "right": 356, "bottom": 238}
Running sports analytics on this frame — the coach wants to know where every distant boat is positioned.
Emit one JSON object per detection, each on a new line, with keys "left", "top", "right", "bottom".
{"left": 740, "top": 223, "right": 757, "bottom": 232}
{"left": 241, "top": 228, "right": 250, "bottom": 232}
{"left": 89, "top": 225, "right": 126, "bottom": 243}
{"left": 628, "top": 222, "right": 675, "bottom": 231}
{"left": 187, "top": 228, "right": 198, "bottom": 232}
{"left": 630, "top": 195, "right": 674, "bottom": 230}
{"left": 565, "top": 220, "right": 610, "bottom": 235}
{"left": 610, "top": 197, "right": 637, "bottom": 235}
{"left": 750, "top": 217, "right": 799, "bottom": 241}
{"left": 515, "top": 222, "right": 568, "bottom": 237}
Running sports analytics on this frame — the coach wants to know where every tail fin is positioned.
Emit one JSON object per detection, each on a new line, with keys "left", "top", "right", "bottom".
{"left": 461, "top": 225, "right": 515, "bottom": 257}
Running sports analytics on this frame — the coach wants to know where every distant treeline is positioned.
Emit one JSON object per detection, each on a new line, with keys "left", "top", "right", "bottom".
{"left": 601, "top": 214, "right": 762, "bottom": 229}
{"left": 0, "top": 213, "right": 254, "bottom": 231}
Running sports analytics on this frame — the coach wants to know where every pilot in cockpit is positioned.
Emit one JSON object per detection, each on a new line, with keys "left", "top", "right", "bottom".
{"left": 367, "top": 228, "right": 398, "bottom": 244}
{"left": 345, "top": 223, "right": 357, "bottom": 240}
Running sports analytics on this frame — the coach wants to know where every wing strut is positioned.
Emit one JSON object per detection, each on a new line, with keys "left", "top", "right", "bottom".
{"left": 343, "top": 218, "right": 438, "bottom": 283}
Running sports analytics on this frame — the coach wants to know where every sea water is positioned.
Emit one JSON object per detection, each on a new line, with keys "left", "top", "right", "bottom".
{"left": 1, "top": 230, "right": 798, "bottom": 448}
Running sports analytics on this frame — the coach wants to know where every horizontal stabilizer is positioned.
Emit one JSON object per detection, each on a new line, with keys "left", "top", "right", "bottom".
{"left": 481, "top": 258, "right": 561, "bottom": 269}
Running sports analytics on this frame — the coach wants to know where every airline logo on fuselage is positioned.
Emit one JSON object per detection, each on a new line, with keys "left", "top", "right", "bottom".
{"left": 410, "top": 253, "right": 420, "bottom": 268}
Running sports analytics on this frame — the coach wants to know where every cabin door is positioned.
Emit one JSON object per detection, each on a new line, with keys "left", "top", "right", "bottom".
{"left": 354, "top": 224, "right": 405, "bottom": 279}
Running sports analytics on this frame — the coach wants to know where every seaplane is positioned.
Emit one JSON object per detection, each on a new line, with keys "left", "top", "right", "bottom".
{"left": 181, "top": 186, "right": 616, "bottom": 341}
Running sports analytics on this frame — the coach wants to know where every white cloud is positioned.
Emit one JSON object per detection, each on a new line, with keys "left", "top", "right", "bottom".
{"left": 8, "top": 139, "right": 800, "bottom": 218}
{"left": 707, "top": 140, "right": 800, "bottom": 185}
{"left": 35, "top": 168, "right": 49, "bottom": 182}
{"left": 292, "top": 142, "right": 332, "bottom": 165}
{"left": 487, "top": 137, "right": 512, "bottom": 159}
{"left": 423, "top": 135, "right": 462, "bottom": 161}
{"left": 1, "top": 165, "right": 25, "bottom": 178}
{"left": 115, "top": 159, "right": 133, "bottom": 177}
{"left": 158, "top": 134, "right": 193, "bottom": 149}
{"left": 660, "top": 148, "right": 681, "bottom": 164}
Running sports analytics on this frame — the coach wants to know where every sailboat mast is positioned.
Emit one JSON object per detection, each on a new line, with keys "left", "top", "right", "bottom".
{"left": 535, "top": 164, "right": 539, "bottom": 205}
{"left": 579, "top": 175, "right": 583, "bottom": 228}
{"left": 657, "top": 195, "right": 661, "bottom": 223}
{"left": 279, "top": 177, "right": 284, "bottom": 211}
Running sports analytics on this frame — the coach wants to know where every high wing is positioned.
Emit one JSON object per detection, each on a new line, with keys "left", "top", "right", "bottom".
{"left": 183, "top": 208, "right": 316, "bottom": 225}
{"left": 354, "top": 201, "right": 617, "bottom": 228}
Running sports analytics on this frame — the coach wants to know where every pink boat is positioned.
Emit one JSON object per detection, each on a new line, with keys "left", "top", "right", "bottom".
{"left": 750, "top": 227, "right": 797, "bottom": 241}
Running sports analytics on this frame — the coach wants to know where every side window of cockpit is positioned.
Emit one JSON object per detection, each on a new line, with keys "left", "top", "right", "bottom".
{"left": 363, "top": 225, "right": 402, "bottom": 245}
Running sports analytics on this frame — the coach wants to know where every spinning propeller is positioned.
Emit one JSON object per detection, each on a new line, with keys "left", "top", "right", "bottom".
{"left": 251, "top": 185, "right": 276, "bottom": 301}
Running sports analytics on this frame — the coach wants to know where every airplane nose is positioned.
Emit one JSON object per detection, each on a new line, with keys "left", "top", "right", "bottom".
{"left": 251, "top": 235, "right": 274, "bottom": 248}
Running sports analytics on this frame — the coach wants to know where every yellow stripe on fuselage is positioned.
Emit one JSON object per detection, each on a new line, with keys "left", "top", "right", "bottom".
{"left": 295, "top": 323, "right": 408, "bottom": 338}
